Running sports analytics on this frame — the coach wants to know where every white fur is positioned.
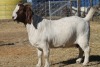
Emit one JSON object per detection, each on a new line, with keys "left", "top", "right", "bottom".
{"left": 12, "top": 5, "right": 19, "bottom": 19}
{"left": 84, "top": 7, "right": 96, "bottom": 21}
{"left": 72, "top": 7, "right": 89, "bottom": 12}
{"left": 13, "top": 5, "right": 97, "bottom": 67}
{"left": 27, "top": 17, "right": 90, "bottom": 67}
{"left": 72, "top": 7, "right": 90, "bottom": 16}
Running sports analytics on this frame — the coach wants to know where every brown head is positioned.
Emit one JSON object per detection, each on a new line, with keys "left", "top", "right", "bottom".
{"left": 12, "top": 2, "right": 33, "bottom": 25}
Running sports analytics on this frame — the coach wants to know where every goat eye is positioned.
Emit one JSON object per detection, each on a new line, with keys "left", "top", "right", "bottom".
{"left": 16, "top": 12, "right": 18, "bottom": 14}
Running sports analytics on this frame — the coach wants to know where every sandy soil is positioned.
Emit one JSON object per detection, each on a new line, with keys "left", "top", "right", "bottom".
{"left": 0, "top": 21, "right": 100, "bottom": 67}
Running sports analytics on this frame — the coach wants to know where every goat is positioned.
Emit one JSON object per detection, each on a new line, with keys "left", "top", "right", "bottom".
{"left": 72, "top": 7, "right": 90, "bottom": 16}
{"left": 12, "top": 3, "right": 98, "bottom": 67}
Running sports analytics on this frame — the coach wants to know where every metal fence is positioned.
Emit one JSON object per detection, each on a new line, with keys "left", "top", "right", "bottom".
{"left": 48, "top": 1, "right": 71, "bottom": 20}
{"left": 32, "top": 0, "right": 100, "bottom": 21}
{"left": 32, "top": 1, "right": 73, "bottom": 19}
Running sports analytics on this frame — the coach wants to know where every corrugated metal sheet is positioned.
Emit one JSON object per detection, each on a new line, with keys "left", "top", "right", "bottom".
{"left": 0, "top": 0, "right": 21, "bottom": 19}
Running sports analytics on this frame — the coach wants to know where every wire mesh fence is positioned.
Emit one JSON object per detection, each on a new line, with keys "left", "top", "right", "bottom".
{"left": 32, "top": 1, "right": 73, "bottom": 19}
{"left": 31, "top": 0, "right": 100, "bottom": 21}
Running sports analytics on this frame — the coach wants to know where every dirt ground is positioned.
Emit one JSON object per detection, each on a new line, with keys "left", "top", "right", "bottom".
{"left": 0, "top": 21, "right": 100, "bottom": 67}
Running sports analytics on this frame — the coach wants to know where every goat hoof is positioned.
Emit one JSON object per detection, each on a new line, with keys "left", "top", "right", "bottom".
{"left": 36, "top": 64, "right": 41, "bottom": 67}
{"left": 76, "top": 58, "right": 82, "bottom": 64}
{"left": 44, "top": 65, "right": 50, "bottom": 67}
{"left": 83, "top": 62, "right": 88, "bottom": 66}
{"left": 82, "top": 60, "right": 89, "bottom": 66}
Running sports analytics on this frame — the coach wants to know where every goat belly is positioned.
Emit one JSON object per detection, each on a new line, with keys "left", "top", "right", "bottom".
{"left": 49, "top": 33, "right": 76, "bottom": 48}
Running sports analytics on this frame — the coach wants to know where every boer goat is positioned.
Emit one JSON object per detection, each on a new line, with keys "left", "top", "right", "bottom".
{"left": 72, "top": 7, "right": 90, "bottom": 16}
{"left": 12, "top": 3, "right": 97, "bottom": 67}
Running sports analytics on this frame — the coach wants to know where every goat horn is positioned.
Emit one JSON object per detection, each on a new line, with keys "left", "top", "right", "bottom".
{"left": 23, "top": 2, "right": 32, "bottom": 6}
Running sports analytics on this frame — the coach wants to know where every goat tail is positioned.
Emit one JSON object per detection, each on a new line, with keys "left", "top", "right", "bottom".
{"left": 84, "top": 7, "right": 96, "bottom": 21}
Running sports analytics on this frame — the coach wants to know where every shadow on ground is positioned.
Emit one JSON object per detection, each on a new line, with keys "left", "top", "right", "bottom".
{"left": 0, "top": 41, "right": 15, "bottom": 46}
{"left": 52, "top": 55, "right": 100, "bottom": 66}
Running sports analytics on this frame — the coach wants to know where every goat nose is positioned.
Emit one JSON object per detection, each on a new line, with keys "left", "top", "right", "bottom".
{"left": 12, "top": 16, "right": 14, "bottom": 19}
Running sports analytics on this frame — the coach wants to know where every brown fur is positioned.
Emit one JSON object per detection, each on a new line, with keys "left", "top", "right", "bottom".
{"left": 16, "top": 3, "right": 33, "bottom": 25}
{"left": 24, "top": 5, "right": 33, "bottom": 24}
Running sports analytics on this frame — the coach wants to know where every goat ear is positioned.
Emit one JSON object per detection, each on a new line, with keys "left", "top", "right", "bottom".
{"left": 25, "top": 5, "right": 33, "bottom": 24}
{"left": 19, "top": 1, "right": 23, "bottom": 4}
{"left": 18, "top": 1, "right": 24, "bottom": 6}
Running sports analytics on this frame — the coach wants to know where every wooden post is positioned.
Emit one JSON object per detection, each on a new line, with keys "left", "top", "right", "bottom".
{"left": 90, "top": 0, "right": 93, "bottom": 7}
{"left": 70, "top": 0, "right": 72, "bottom": 16}
{"left": 83, "top": 0, "right": 85, "bottom": 17}
{"left": 99, "top": 0, "right": 100, "bottom": 7}
{"left": 77, "top": 0, "right": 81, "bottom": 17}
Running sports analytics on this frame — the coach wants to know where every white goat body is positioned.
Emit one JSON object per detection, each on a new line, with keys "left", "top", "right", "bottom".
{"left": 27, "top": 16, "right": 89, "bottom": 48}
{"left": 12, "top": 4, "right": 97, "bottom": 67}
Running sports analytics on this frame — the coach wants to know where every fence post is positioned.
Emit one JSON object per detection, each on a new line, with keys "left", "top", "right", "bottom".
{"left": 99, "top": 0, "right": 100, "bottom": 6}
{"left": 90, "top": 0, "right": 93, "bottom": 7}
{"left": 70, "top": 0, "right": 72, "bottom": 16}
{"left": 83, "top": 0, "right": 85, "bottom": 17}
{"left": 45, "top": 1, "right": 47, "bottom": 17}
{"left": 77, "top": 0, "right": 81, "bottom": 17}
{"left": 49, "top": 1, "right": 51, "bottom": 20}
